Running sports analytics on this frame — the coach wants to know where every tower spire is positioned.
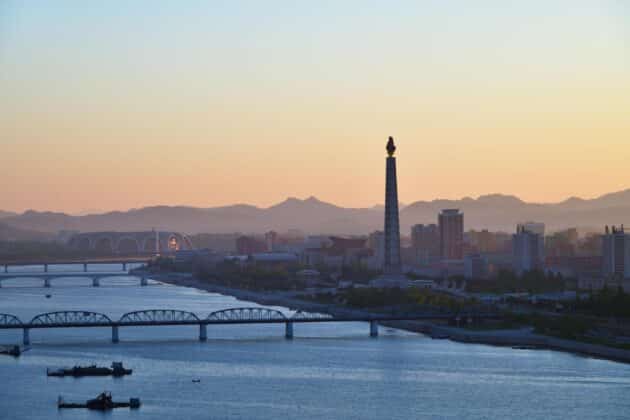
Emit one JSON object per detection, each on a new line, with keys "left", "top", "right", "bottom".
{"left": 383, "top": 136, "right": 401, "bottom": 275}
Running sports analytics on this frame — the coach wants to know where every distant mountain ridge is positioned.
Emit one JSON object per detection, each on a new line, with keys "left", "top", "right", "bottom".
{"left": 2, "top": 189, "right": 629, "bottom": 236}
{"left": 0, "top": 211, "right": 16, "bottom": 219}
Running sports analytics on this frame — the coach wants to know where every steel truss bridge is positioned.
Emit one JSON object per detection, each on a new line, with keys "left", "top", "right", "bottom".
{"left": 0, "top": 308, "right": 502, "bottom": 345}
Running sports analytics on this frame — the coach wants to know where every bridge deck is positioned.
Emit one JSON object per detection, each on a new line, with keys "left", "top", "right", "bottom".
{"left": 0, "top": 272, "right": 139, "bottom": 279}
{"left": 0, "top": 314, "right": 500, "bottom": 329}
{"left": 1, "top": 259, "right": 149, "bottom": 266}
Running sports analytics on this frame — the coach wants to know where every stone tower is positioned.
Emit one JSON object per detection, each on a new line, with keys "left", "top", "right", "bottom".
{"left": 383, "top": 136, "right": 402, "bottom": 274}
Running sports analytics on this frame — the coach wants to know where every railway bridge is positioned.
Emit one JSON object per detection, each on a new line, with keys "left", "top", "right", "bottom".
{"left": 0, "top": 308, "right": 503, "bottom": 345}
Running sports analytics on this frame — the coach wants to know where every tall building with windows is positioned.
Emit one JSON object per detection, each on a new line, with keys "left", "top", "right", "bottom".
{"left": 512, "top": 223, "right": 545, "bottom": 275}
{"left": 368, "top": 230, "right": 385, "bottom": 267}
{"left": 411, "top": 224, "right": 440, "bottom": 264}
{"left": 264, "top": 231, "right": 278, "bottom": 252}
{"left": 602, "top": 225, "right": 630, "bottom": 280}
{"left": 438, "top": 209, "right": 464, "bottom": 260}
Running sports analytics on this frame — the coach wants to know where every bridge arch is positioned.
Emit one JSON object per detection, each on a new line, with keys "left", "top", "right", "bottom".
{"left": 94, "top": 237, "right": 114, "bottom": 253}
{"left": 0, "top": 313, "right": 22, "bottom": 326}
{"left": 30, "top": 311, "right": 112, "bottom": 325}
{"left": 290, "top": 310, "right": 333, "bottom": 320}
{"left": 143, "top": 237, "right": 157, "bottom": 253}
{"left": 77, "top": 237, "right": 92, "bottom": 249}
{"left": 207, "top": 307, "right": 287, "bottom": 322}
{"left": 116, "top": 236, "right": 140, "bottom": 254}
{"left": 119, "top": 309, "right": 200, "bottom": 324}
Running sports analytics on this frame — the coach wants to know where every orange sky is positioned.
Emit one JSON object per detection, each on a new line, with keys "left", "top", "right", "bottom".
{"left": 1, "top": 1, "right": 629, "bottom": 214}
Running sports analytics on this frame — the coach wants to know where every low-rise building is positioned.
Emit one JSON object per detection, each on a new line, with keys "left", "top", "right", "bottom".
{"left": 464, "top": 254, "right": 487, "bottom": 279}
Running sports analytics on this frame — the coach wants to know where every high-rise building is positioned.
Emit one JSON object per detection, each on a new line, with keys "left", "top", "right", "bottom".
{"left": 368, "top": 230, "right": 385, "bottom": 266}
{"left": 602, "top": 225, "right": 630, "bottom": 280}
{"left": 383, "top": 136, "right": 401, "bottom": 275}
{"left": 264, "top": 231, "right": 278, "bottom": 252}
{"left": 438, "top": 209, "right": 464, "bottom": 260}
{"left": 411, "top": 224, "right": 440, "bottom": 264}
{"left": 519, "top": 222, "right": 545, "bottom": 236}
{"left": 236, "top": 236, "right": 266, "bottom": 255}
{"left": 512, "top": 224, "right": 544, "bottom": 275}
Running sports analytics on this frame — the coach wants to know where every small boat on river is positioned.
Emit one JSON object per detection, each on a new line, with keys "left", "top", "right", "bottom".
{"left": 47, "top": 362, "right": 132, "bottom": 377}
{"left": 58, "top": 392, "right": 141, "bottom": 410}
{"left": 0, "top": 345, "right": 21, "bottom": 357}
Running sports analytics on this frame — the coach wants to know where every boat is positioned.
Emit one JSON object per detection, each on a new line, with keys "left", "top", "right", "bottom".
{"left": 58, "top": 392, "right": 141, "bottom": 410}
{"left": 47, "top": 362, "right": 132, "bottom": 377}
{"left": 511, "top": 345, "right": 538, "bottom": 350}
{"left": 45, "top": 294, "right": 52, "bottom": 298}
{"left": 0, "top": 345, "right": 20, "bottom": 357}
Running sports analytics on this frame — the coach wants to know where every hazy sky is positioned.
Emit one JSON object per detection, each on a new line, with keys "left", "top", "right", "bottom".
{"left": 1, "top": 1, "right": 629, "bottom": 214}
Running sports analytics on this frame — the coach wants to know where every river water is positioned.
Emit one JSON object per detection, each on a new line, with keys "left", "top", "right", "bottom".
{"left": 1, "top": 265, "right": 629, "bottom": 419}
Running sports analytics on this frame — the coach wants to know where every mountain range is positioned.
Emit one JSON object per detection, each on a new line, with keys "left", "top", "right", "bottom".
{"left": 1, "top": 190, "right": 629, "bottom": 239}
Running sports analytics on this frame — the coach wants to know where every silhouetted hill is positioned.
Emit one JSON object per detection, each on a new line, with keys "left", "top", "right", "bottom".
{"left": 0, "top": 211, "right": 16, "bottom": 219}
{"left": 2, "top": 189, "right": 629, "bottom": 235}
{"left": 0, "top": 221, "right": 54, "bottom": 242}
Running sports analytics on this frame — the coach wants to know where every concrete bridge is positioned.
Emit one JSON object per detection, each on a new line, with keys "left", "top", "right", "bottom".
{"left": 0, "top": 308, "right": 503, "bottom": 345}
{"left": 0, "top": 260, "right": 151, "bottom": 288}
{"left": 0, "top": 272, "right": 150, "bottom": 288}
{"left": 2, "top": 259, "right": 149, "bottom": 274}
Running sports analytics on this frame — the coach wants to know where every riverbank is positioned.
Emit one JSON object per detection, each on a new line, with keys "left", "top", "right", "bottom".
{"left": 151, "top": 272, "right": 630, "bottom": 364}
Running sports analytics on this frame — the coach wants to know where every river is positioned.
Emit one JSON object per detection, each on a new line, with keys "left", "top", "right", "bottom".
{"left": 0, "top": 265, "right": 629, "bottom": 419}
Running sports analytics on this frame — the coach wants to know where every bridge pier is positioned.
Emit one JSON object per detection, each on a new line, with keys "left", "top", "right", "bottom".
{"left": 122, "top": 263, "right": 127, "bottom": 271}
{"left": 44, "top": 264, "right": 48, "bottom": 273}
{"left": 44, "top": 278, "right": 51, "bottom": 288}
{"left": 23, "top": 328, "right": 30, "bottom": 346}
{"left": 112, "top": 326, "right": 119, "bottom": 343}
{"left": 92, "top": 277, "right": 100, "bottom": 287}
{"left": 83, "top": 263, "right": 88, "bottom": 272}
{"left": 199, "top": 324, "right": 207, "bottom": 341}
{"left": 3, "top": 264, "right": 7, "bottom": 273}
{"left": 285, "top": 321, "right": 294, "bottom": 339}
{"left": 370, "top": 320, "right": 378, "bottom": 337}
{"left": 140, "top": 276, "right": 148, "bottom": 286}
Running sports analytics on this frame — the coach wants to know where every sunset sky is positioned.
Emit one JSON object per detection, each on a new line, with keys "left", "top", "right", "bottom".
{"left": 1, "top": 1, "right": 629, "bottom": 214}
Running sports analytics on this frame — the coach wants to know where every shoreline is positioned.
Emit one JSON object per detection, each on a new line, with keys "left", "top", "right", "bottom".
{"left": 151, "top": 272, "right": 630, "bottom": 364}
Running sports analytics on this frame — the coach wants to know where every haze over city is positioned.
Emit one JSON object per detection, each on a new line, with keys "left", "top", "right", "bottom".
{"left": 2, "top": 1, "right": 630, "bottom": 213}
{"left": 2, "top": 2, "right": 630, "bottom": 419}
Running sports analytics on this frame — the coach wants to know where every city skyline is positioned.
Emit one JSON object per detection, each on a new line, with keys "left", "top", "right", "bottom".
{"left": 2, "top": 1, "right": 630, "bottom": 213}
{"left": 2, "top": 3, "right": 630, "bottom": 418}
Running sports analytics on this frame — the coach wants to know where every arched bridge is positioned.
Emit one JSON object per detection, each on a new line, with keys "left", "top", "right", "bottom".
{"left": 1, "top": 307, "right": 503, "bottom": 345}
{"left": 207, "top": 307, "right": 287, "bottom": 322}
{"left": 119, "top": 310, "right": 200, "bottom": 324}
{"left": 290, "top": 310, "right": 333, "bottom": 321}
{"left": 30, "top": 311, "right": 112, "bottom": 326}
{"left": 0, "top": 313, "right": 22, "bottom": 326}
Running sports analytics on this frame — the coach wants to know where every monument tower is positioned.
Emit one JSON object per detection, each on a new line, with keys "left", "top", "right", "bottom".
{"left": 383, "top": 136, "right": 402, "bottom": 275}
